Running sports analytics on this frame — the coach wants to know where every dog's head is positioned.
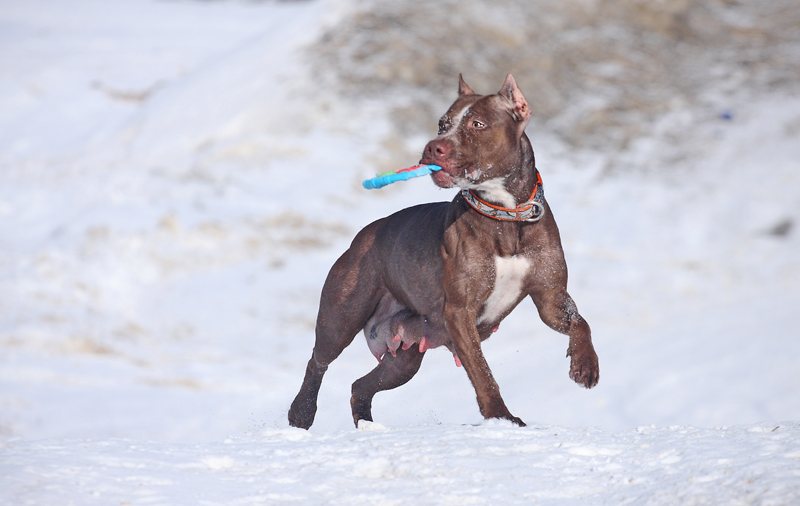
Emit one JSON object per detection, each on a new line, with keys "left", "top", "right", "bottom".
{"left": 420, "top": 74, "right": 533, "bottom": 197}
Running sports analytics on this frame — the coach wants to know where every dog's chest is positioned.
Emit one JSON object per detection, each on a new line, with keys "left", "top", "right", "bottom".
{"left": 478, "top": 255, "right": 530, "bottom": 324}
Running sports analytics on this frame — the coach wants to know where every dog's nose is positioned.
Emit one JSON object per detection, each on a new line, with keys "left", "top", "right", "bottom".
{"left": 424, "top": 139, "right": 450, "bottom": 161}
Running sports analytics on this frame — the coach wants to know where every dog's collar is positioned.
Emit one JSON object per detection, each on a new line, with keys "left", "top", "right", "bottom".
{"left": 461, "top": 172, "right": 545, "bottom": 222}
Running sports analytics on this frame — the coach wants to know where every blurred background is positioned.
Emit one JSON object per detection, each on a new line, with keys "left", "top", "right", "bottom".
{"left": 1, "top": 0, "right": 799, "bottom": 441}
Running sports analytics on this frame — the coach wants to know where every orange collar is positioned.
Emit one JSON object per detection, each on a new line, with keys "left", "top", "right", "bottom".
{"left": 461, "top": 172, "right": 544, "bottom": 222}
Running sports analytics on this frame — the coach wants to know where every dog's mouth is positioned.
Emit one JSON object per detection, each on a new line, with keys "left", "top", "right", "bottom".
{"left": 420, "top": 157, "right": 471, "bottom": 189}
{"left": 428, "top": 164, "right": 484, "bottom": 190}
{"left": 431, "top": 169, "right": 456, "bottom": 188}
{"left": 419, "top": 156, "right": 451, "bottom": 188}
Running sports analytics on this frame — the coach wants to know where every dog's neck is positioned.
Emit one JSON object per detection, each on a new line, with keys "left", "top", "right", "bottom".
{"left": 471, "top": 134, "right": 538, "bottom": 209}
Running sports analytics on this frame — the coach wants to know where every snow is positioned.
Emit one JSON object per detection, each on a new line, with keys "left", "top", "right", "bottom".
{"left": 2, "top": 0, "right": 800, "bottom": 504}
{"left": 4, "top": 423, "right": 800, "bottom": 505}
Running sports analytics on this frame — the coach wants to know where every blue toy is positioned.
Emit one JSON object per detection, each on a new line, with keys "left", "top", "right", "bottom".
{"left": 362, "top": 164, "right": 442, "bottom": 190}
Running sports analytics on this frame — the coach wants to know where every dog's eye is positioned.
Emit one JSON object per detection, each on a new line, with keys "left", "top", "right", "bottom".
{"left": 471, "top": 120, "right": 485, "bottom": 129}
{"left": 438, "top": 119, "right": 449, "bottom": 135}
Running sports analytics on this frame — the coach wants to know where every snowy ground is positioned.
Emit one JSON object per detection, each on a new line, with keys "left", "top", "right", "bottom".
{"left": 4, "top": 422, "right": 800, "bottom": 505}
{"left": 1, "top": 0, "right": 799, "bottom": 504}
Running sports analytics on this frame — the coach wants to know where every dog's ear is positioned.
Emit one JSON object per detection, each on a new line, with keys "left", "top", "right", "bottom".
{"left": 458, "top": 74, "right": 475, "bottom": 96}
{"left": 497, "top": 74, "right": 531, "bottom": 128}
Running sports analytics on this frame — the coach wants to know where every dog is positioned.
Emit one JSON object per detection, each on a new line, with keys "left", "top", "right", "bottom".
{"left": 288, "top": 74, "right": 598, "bottom": 429}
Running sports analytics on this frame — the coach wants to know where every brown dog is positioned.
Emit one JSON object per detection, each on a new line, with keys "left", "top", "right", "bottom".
{"left": 289, "top": 74, "right": 598, "bottom": 429}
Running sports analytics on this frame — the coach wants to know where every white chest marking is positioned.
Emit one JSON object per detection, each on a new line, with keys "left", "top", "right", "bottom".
{"left": 478, "top": 256, "right": 530, "bottom": 325}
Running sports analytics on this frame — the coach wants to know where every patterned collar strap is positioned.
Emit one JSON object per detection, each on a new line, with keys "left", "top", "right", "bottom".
{"left": 461, "top": 172, "right": 545, "bottom": 222}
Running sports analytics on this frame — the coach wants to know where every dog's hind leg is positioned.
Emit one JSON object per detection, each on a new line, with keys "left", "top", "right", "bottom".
{"left": 350, "top": 344, "right": 425, "bottom": 426}
{"left": 288, "top": 228, "right": 383, "bottom": 429}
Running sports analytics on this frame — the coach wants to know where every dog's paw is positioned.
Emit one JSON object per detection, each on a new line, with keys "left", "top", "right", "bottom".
{"left": 481, "top": 401, "right": 527, "bottom": 427}
{"left": 567, "top": 346, "right": 599, "bottom": 389}
{"left": 483, "top": 414, "right": 526, "bottom": 427}
{"left": 350, "top": 395, "right": 374, "bottom": 427}
{"left": 288, "top": 400, "right": 316, "bottom": 430}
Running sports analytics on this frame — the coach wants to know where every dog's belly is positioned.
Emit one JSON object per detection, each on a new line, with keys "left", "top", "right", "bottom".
{"left": 478, "top": 255, "right": 530, "bottom": 325}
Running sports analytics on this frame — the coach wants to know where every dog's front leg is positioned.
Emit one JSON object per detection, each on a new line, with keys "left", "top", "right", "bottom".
{"left": 533, "top": 290, "right": 599, "bottom": 389}
{"left": 443, "top": 300, "right": 525, "bottom": 427}
{"left": 440, "top": 222, "right": 525, "bottom": 426}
